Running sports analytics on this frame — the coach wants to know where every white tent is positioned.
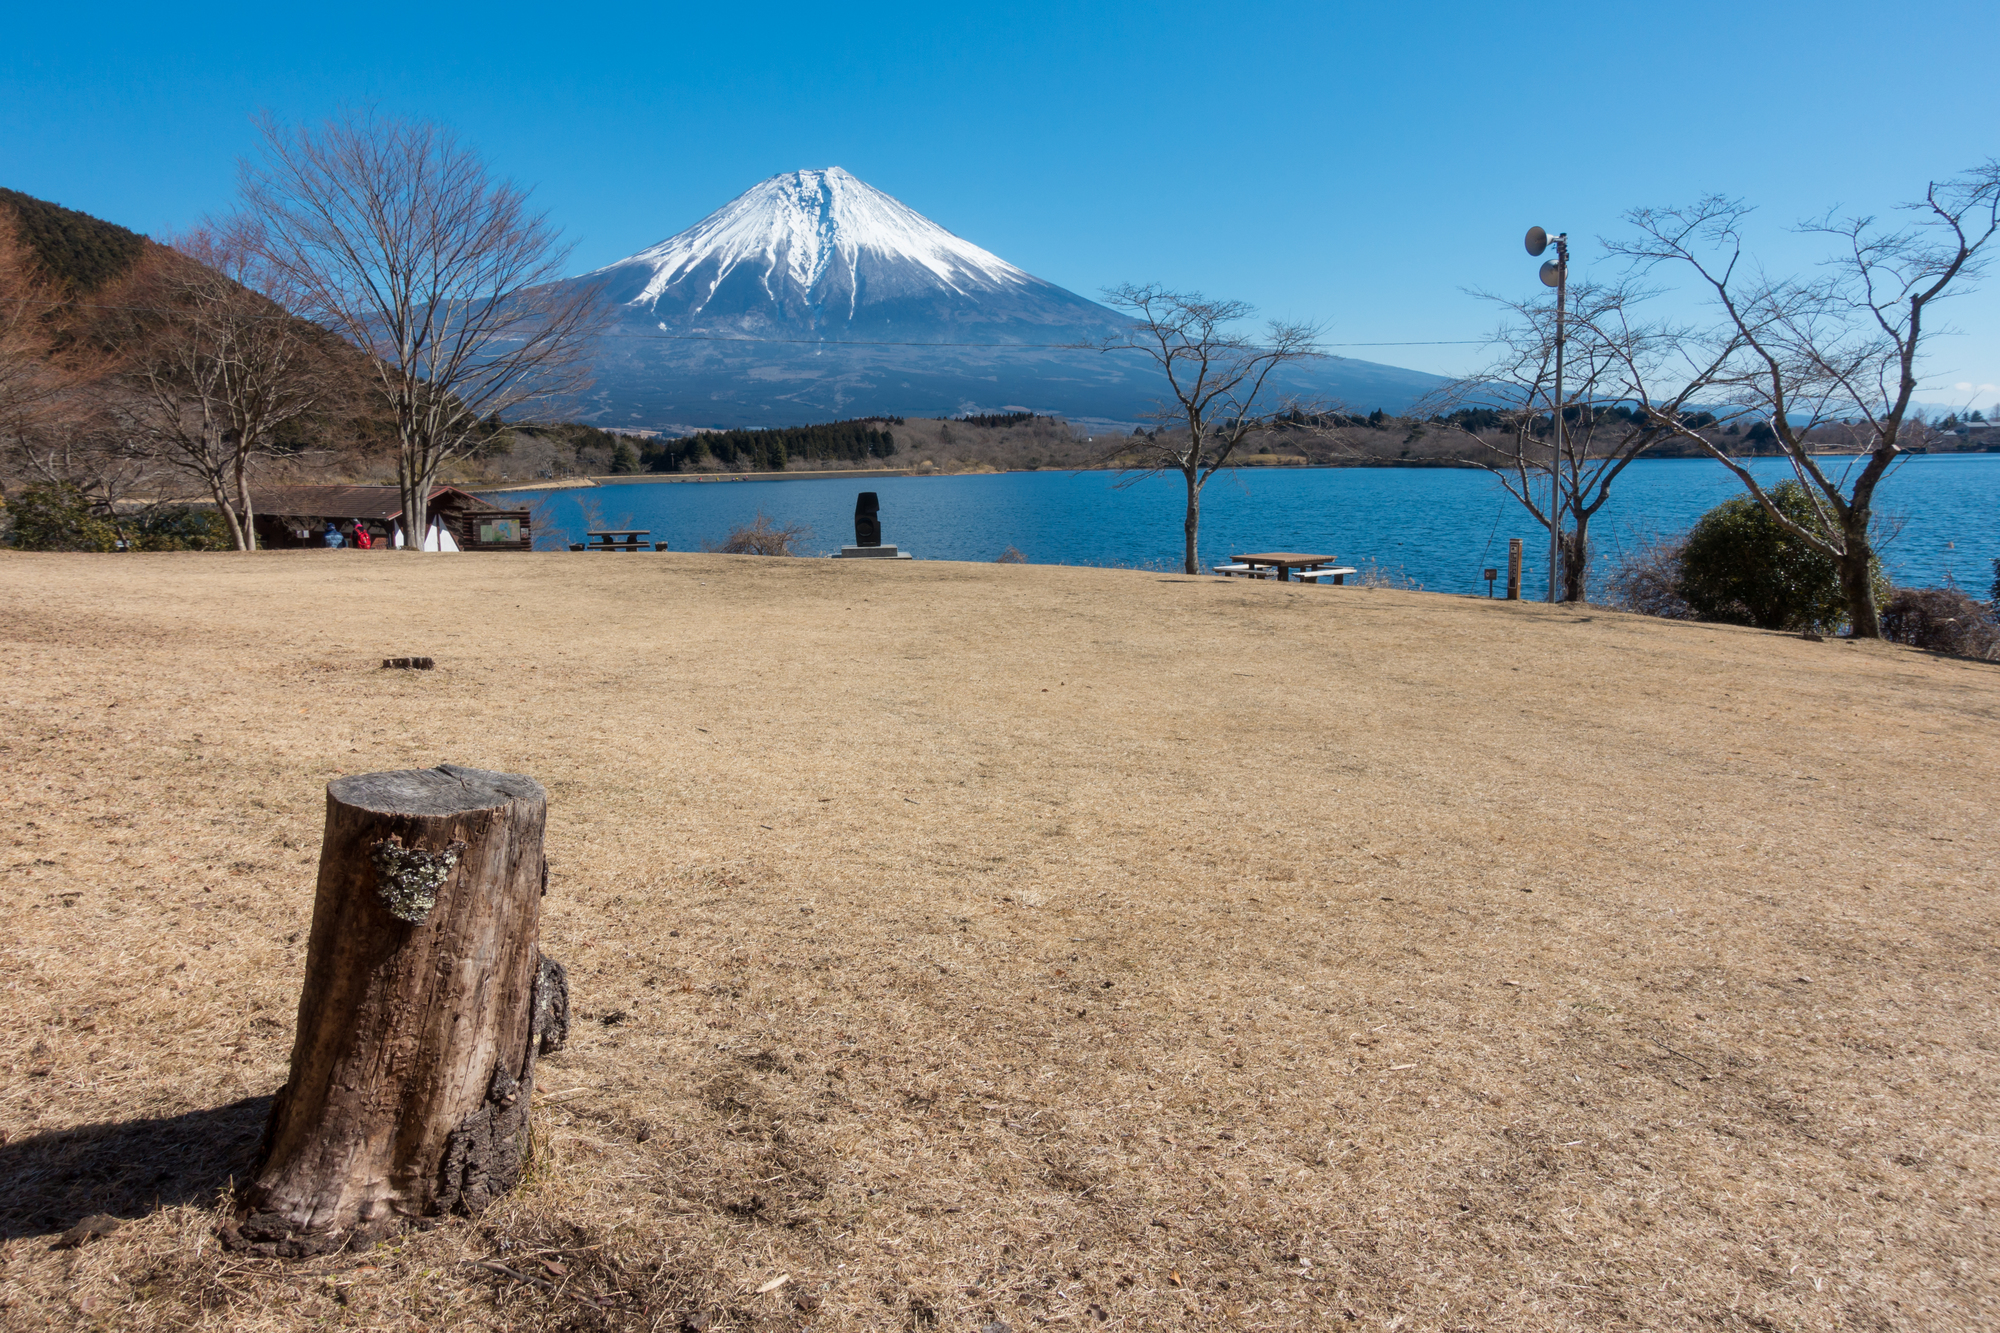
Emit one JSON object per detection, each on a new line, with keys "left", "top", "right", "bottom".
{"left": 391, "top": 518, "right": 461, "bottom": 552}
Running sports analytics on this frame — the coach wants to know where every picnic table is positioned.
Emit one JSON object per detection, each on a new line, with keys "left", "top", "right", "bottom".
{"left": 1225, "top": 552, "right": 1355, "bottom": 583}
{"left": 585, "top": 529, "right": 652, "bottom": 552}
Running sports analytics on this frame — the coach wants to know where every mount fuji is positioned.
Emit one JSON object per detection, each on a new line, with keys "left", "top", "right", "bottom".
{"left": 556, "top": 168, "right": 1444, "bottom": 432}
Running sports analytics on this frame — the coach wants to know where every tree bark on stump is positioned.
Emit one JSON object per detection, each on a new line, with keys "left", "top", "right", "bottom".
{"left": 229, "top": 764, "right": 568, "bottom": 1256}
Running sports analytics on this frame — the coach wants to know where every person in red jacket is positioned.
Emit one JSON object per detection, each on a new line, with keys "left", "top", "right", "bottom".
{"left": 353, "top": 523, "right": 373, "bottom": 550}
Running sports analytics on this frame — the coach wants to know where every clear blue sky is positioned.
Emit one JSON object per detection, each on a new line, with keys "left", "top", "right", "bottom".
{"left": 6, "top": 0, "right": 1996, "bottom": 405}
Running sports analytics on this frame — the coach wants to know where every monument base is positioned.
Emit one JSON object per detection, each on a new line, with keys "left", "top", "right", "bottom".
{"left": 834, "top": 545, "right": 914, "bottom": 559}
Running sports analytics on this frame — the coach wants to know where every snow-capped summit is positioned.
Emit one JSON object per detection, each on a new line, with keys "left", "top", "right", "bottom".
{"left": 554, "top": 168, "right": 1448, "bottom": 431}
{"left": 581, "top": 167, "right": 1122, "bottom": 340}
{"left": 603, "top": 168, "right": 1030, "bottom": 307}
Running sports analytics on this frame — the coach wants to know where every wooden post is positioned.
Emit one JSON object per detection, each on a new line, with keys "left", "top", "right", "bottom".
{"left": 229, "top": 765, "right": 567, "bottom": 1257}
{"left": 1506, "top": 538, "right": 1523, "bottom": 600}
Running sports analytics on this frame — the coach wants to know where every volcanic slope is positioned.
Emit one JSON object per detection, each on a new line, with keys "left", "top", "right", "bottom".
{"left": 560, "top": 168, "right": 1445, "bottom": 431}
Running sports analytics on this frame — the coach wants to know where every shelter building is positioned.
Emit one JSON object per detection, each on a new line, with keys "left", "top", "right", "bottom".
{"left": 250, "top": 485, "right": 531, "bottom": 552}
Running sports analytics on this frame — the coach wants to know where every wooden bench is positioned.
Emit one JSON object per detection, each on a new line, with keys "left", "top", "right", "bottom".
{"left": 585, "top": 530, "right": 652, "bottom": 552}
{"left": 1296, "top": 566, "right": 1359, "bottom": 585}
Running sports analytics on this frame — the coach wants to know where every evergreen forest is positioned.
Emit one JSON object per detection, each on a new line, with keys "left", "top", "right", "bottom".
{"left": 0, "top": 187, "right": 150, "bottom": 291}
{"left": 639, "top": 418, "right": 901, "bottom": 473}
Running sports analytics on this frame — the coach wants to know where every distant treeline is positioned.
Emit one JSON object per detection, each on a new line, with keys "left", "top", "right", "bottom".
{"left": 638, "top": 418, "right": 902, "bottom": 473}
{"left": 955, "top": 411, "right": 1042, "bottom": 429}
{"left": 1428, "top": 404, "right": 1700, "bottom": 436}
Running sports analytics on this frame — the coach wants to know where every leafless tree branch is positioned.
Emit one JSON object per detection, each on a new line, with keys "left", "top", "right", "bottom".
{"left": 1606, "top": 160, "right": 2000, "bottom": 636}
{"left": 113, "top": 219, "right": 335, "bottom": 550}
{"left": 1089, "top": 284, "right": 1324, "bottom": 574}
{"left": 241, "top": 110, "right": 608, "bottom": 545}
{"left": 1422, "top": 279, "right": 1699, "bottom": 601}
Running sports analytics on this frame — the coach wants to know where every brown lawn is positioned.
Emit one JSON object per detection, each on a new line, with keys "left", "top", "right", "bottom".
{"left": 0, "top": 550, "right": 1995, "bottom": 1332}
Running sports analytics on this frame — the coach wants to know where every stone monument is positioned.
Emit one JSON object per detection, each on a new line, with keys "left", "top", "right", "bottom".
{"left": 854, "top": 492, "right": 881, "bottom": 546}
{"left": 834, "top": 490, "right": 912, "bottom": 559}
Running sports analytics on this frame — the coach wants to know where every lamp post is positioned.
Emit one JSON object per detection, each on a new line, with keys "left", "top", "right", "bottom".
{"left": 1525, "top": 226, "right": 1568, "bottom": 603}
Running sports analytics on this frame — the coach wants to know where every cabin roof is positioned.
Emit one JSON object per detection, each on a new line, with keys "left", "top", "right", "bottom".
{"left": 251, "top": 485, "right": 502, "bottom": 522}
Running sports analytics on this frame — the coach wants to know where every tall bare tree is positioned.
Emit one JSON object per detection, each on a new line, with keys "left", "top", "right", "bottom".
{"left": 242, "top": 111, "right": 605, "bottom": 547}
{"left": 1093, "top": 284, "right": 1321, "bottom": 574}
{"left": 0, "top": 228, "right": 67, "bottom": 450}
{"left": 0, "top": 226, "right": 133, "bottom": 515}
{"left": 1608, "top": 161, "right": 2000, "bottom": 637}
{"left": 1423, "top": 281, "right": 1701, "bottom": 601}
{"left": 118, "top": 220, "right": 332, "bottom": 550}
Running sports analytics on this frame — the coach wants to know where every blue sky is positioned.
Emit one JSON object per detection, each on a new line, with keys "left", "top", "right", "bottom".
{"left": 6, "top": 0, "right": 1996, "bottom": 405}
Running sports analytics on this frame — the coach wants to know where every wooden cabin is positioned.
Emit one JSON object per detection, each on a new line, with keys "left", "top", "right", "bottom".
{"left": 251, "top": 485, "right": 532, "bottom": 552}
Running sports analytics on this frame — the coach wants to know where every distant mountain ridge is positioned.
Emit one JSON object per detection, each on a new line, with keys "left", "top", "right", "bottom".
{"left": 555, "top": 168, "right": 1446, "bottom": 432}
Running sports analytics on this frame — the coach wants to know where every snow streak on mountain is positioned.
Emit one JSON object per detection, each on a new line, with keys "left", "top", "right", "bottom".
{"left": 558, "top": 167, "right": 1445, "bottom": 431}
{"left": 584, "top": 167, "right": 1120, "bottom": 341}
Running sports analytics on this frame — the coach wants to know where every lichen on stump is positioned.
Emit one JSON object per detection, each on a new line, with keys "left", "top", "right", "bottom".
{"left": 229, "top": 765, "right": 566, "bottom": 1257}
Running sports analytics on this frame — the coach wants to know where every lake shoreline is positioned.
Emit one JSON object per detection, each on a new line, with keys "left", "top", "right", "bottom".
{"left": 490, "top": 453, "right": 1999, "bottom": 592}
{"left": 479, "top": 446, "right": 1987, "bottom": 496}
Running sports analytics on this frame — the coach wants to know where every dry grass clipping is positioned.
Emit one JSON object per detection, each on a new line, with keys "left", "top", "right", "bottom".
{"left": 1, "top": 550, "right": 1996, "bottom": 1332}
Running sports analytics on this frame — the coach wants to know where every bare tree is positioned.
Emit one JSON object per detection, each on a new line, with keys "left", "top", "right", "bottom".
{"left": 242, "top": 111, "right": 605, "bottom": 547}
{"left": 1423, "top": 281, "right": 1697, "bottom": 602}
{"left": 0, "top": 227, "right": 137, "bottom": 516}
{"left": 1093, "top": 285, "right": 1321, "bottom": 574}
{"left": 0, "top": 228, "right": 66, "bottom": 448}
{"left": 1609, "top": 161, "right": 2000, "bottom": 637}
{"left": 118, "top": 220, "right": 332, "bottom": 550}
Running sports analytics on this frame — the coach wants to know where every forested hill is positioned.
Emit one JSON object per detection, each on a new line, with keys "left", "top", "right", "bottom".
{"left": 0, "top": 186, "right": 412, "bottom": 464}
{"left": 0, "top": 187, "right": 152, "bottom": 292}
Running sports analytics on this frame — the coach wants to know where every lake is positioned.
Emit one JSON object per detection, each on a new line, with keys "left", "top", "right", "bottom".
{"left": 495, "top": 453, "right": 2000, "bottom": 597}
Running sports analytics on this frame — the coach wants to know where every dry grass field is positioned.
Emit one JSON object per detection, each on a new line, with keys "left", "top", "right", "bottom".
{"left": 0, "top": 551, "right": 1995, "bottom": 1333}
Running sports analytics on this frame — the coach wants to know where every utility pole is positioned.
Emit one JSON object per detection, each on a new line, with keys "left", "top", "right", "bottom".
{"left": 1526, "top": 227, "right": 1569, "bottom": 602}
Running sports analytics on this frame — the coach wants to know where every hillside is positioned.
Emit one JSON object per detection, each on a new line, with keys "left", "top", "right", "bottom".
{"left": 0, "top": 187, "right": 150, "bottom": 292}
{"left": 0, "top": 187, "right": 404, "bottom": 473}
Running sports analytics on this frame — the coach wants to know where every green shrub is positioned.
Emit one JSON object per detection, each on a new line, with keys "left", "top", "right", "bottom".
{"left": 125, "top": 506, "right": 234, "bottom": 551}
{"left": 1675, "top": 481, "right": 1883, "bottom": 633}
{"left": 3, "top": 483, "right": 117, "bottom": 551}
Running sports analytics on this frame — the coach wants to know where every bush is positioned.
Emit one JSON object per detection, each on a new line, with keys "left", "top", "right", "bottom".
{"left": 996, "top": 545, "right": 1028, "bottom": 564}
{"left": 124, "top": 506, "right": 234, "bottom": 551}
{"left": 1349, "top": 558, "right": 1423, "bottom": 590}
{"left": 2, "top": 483, "right": 116, "bottom": 551}
{"left": 705, "top": 513, "right": 811, "bottom": 556}
{"left": 1879, "top": 587, "right": 2000, "bottom": 659}
{"left": 1603, "top": 536, "right": 1692, "bottom": 619}
{"left": 1675, "top": 481, "right": 1883, "bottom": 633}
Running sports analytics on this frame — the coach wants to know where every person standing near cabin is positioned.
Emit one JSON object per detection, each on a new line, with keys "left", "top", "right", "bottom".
{"left": 353, "top": 523, "right": 373, "bottom": 550}
{"left": 323, "top": 521, "right": 344, "bottom": 549}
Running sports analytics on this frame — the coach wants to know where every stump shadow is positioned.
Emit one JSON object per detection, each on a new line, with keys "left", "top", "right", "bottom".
{"left": 0, "top": 1094, "right": 272, "bottom": 1240}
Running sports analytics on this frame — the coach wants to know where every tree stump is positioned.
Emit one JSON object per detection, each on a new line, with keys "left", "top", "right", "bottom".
{"left": 230, "top": 765, "right": 568, "bottom": 1256}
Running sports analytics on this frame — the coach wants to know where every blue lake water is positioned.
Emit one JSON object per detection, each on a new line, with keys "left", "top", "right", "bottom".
{"left": 495, "top": 453, "right": 2000, "bottom": 596}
